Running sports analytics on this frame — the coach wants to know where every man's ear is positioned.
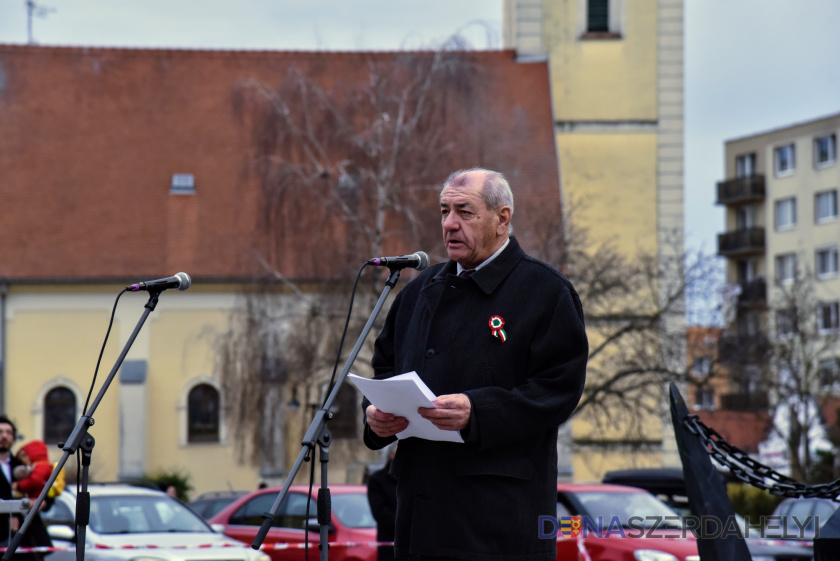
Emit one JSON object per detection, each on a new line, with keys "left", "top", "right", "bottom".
{"left": 497, "top": 207, "right": 512, "bottom": 234}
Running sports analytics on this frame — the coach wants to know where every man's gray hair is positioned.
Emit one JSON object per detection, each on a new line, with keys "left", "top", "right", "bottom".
{"left": 441, "top": 167, "right": 514, "bottom": 234}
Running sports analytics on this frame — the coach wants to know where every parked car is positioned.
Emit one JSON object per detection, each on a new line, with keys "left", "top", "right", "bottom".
{"left": 39, "top": 484, "right": 271, "bottom": 561}
{"left": 208, "top": 484, "right": 376, "bottom": 561}
{"left": 764, "top": 496, "right": 840, "bottom": 542}
{"left": 189, "top": 490, "right": 249, "bottom": 519}
{"left": 600, "top": 469, "right": 814, "bottom": 561}
{"left": 602, "top": 467, "right": 694, "bottom": 515}
{"left": 556, "top": 483, "right": 699, "bottom": 561}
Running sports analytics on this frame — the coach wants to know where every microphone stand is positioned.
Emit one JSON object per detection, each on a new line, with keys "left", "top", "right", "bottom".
{"left": 2, "top": 289, "right": 165, "bottom": 561}
{"left": 251, "top": 267, "right": 402, "bottom": 561}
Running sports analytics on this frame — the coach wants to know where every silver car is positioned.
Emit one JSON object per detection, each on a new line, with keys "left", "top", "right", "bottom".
{"left": 39, "top": 484, "right": 272, "bottom": 561}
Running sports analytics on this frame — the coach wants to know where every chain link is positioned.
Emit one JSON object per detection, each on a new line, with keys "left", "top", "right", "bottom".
{"left": 683, "top": 414, "right": 840, "bottom": 500}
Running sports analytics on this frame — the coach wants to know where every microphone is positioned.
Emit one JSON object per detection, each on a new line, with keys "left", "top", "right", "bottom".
{"left": 127, "top": 272, "right": 192, "bottom": 292}
{"left": 368, "top": 251, "right": 430, "bottom": 271}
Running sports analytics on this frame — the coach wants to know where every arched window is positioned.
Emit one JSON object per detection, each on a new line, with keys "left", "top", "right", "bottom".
{"left": 43, "top": 387, "right": 76, "bottom": 445}
{"left": 329, "top": 383, "right": 358, "bottom": 439}
{"left": 188, "top": 384, "right": 220, "bottom": 443}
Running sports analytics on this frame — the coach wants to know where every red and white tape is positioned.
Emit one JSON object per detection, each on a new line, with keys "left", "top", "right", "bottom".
{"left": 0, "top": 541, "right": 394, "bottom": 554}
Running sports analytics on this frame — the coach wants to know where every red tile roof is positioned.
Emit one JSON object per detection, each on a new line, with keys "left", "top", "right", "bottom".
{"left": 0, "top": 46, "right": 561, "bottom": 282}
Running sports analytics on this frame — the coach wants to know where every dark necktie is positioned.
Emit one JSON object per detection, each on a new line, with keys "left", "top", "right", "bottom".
{"left": 459, "top": 269, "right": 475, "bottom": 278}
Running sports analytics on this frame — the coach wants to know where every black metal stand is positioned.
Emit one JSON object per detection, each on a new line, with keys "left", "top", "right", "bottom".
{"left": 251, "top": 268, "right": 402, "bottom": 561}
{"left": 814, "top": 507, "right": 840, "bottom": 560}
{"left": 74, "top": 435, "right": 95, "bottom": 561}
{"left": 2, "top": 290, "right": 164, "bottom": 561}
{"left": 669, "top": 382, "right": 752, "bottom": 561}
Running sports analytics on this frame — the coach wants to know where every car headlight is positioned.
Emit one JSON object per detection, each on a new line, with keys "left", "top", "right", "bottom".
{"left": 633, "top": 551, "right": 679, "bottom": 561}
{"left": 255, "top": 554, "right": 271, "bottom": 561}
{"left": 750, "top": 557, "right": 775, "bottom": 561}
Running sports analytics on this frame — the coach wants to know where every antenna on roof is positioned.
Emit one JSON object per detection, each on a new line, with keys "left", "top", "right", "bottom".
{"left": 25, "top": 0, "right": 55, "bottom": 45}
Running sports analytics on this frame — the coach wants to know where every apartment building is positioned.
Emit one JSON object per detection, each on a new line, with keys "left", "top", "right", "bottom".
{"left": 716, "top": 112, "right": 840, "bottom": 408}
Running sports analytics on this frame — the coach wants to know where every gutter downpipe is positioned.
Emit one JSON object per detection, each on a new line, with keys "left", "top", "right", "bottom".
{"left": 0, "top": 282, "right": 7, "bottom": 413}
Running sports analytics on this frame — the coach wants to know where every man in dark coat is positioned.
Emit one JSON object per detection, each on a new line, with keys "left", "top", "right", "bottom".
{"left": 363, "top": 168, "right": 588, "bottom": 561}
{"left": 0, "top": 415, "right": 52, "bottom": 561}
{"left": 367, "top": 446, "right": 398, "bottom": 561}
{"left": 0, "top": 414, "right": 20, "bottom": 543}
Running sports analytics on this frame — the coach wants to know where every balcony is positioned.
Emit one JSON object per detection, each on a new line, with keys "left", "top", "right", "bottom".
{"left": 738, "top": 278, "right": 767, "bottom": 307}
{"left": 716, "top": 175, "right": 766, "bottom": 205}
{"left": 720, "top": 391, "right": 769, "bottom": 412}
{"left": 717, "top": 227, "right": 765, "bottom": 257}
{"left": 718, "top": 332, "right": 770, "bottom": 365}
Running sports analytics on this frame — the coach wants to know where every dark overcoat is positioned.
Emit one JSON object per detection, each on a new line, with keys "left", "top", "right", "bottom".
{"left": 0, "top": 454, "right": 52, "bottom": 559}
{"left": 363, "top": 237, "right": 588, "bottom": 561}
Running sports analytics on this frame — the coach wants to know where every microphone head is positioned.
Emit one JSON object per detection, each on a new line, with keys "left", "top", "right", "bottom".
{"left": 174, "top": 272, "right": 192, "bottom": 291}
{"left": 414, "top": 251, "right": 430, "bottom": 271}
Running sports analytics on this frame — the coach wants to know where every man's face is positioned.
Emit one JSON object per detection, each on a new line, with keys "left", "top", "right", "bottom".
{"left": 0, "top": 423, "right": 15, "bottom": 453}
{"left": 440, "top": 172, "right": 509, "bottom": 269}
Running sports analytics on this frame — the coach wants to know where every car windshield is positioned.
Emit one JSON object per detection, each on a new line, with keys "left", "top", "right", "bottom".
{"left": 572, "top": 491, "right": 683, "bottom": 529}
{"left": 331, "top": 493, "right": 376, "bottom": 529}
{"left": 91, "top": 495, "right": 213, "bottom": 534}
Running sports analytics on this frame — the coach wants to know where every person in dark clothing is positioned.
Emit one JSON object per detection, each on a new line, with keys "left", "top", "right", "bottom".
{"left": 367, "top": 447, "right": 398, "bottom": 561}
{"left": 363, "top": 168, "right": 588, "bottom": 561}
{"left": 0, "top": 415, "right": 52, "bottom": 561}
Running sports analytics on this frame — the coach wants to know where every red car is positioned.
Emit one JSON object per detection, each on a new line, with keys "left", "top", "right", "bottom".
{"left": 555, "top": 483, "right": 699, "bottom": 561}
{"left": 208, "top": 484, "right": 377, "bottom": 561}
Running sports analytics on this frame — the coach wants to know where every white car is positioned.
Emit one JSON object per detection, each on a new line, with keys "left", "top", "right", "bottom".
{"left": 39, "top": 484, "right": 272, "bottom": 561}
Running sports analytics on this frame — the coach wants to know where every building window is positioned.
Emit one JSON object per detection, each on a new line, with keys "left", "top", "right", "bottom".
{"left": 774, "top": 197, "right": 797, "bottom": 230}
{"left": 43, "top": 387, "right": 76, "bottom": 445}
{"left": 775, "top": 253, "right": 797, "bottom": 283}
{"left": 736, "top": 153, "right": 756, "bottom": 178}
{"left": 737, "top": 259, "right": 757, "bottom": 284}
{"left": 692, "top": 357, "right": 713, "bottom": 378}
{"left": 815, "top": 190, "right": 838, "bottom": 223}
{"left": 736, "top": 205, "right": 758, "bottom": 230}
{"left": 815, "top": 134, "right": 837, "bottom": 167}
{"left": 774, "top": 144, "right": 796, "bottom": 176}
{"left": 587, "top": 0, "right": 610, "bottom": 32}
{"left": 171, "top": 173, "right": 196, "bottom": 194}
{"left": 188, "top": 384, "right": 220, "bottom": 443}
{"left": 818, "top": 302, "right": 840, "bottom": 333}
{"left": 816, "top": 246, "right": 839, "bottom": 278}
{"left": 693, "top": 388, "right": 715, "bottom": 411}
{"left": 328, "top": 384, "right": 359, "bottom": 439}
{"left": 776, "top": 309, "right": 798, "bottom": 336}
{"left": 738, "top": 310, "right": 760, "bottom": 336}
{"left": 819, "top": 358, "right": 840, "bottom": 389}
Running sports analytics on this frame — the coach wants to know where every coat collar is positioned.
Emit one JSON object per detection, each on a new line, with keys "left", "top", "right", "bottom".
{"left": 431, "top": 236, "right": 524, "bottom": 295}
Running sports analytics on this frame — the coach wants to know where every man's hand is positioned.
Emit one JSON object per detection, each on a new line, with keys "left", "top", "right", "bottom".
{"left": 366, "top": 405, "right": 409, "bottom": 438}
{"left": 418, "top": 393, "right": 471, "bottom": 431}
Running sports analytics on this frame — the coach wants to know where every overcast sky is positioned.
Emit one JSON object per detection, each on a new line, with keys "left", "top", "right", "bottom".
{"left": 2, "top": 0, "right": 839, "bottom": 320}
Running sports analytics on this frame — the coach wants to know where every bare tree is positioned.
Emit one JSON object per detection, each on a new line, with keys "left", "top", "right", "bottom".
{"left": 231, "top": 45, "right": 478, "bottom": 281}
{"left": 217, "top": 283, "right": 345, "bottom": 469}
{"left": 529, "top": 199, "right": 719, "bottom": 441}
{"left": 758, "top": 271, "right": 840, "bottom": 481}
{"left": 218, "top": 46, "right": 482, "bottom": 474}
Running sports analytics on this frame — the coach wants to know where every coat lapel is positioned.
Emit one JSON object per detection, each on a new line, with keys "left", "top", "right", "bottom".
{"left": 465, "top": 237, "right": 525, "bottom": 295}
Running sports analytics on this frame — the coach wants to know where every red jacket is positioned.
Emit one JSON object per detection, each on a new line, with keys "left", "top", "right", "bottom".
{"left": 16, "top": 440, "right": 53, "bottom": 499}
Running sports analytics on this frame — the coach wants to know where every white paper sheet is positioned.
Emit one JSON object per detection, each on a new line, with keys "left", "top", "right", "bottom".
{"left": 349, "top": 372, "right": 464, "bottom": 443}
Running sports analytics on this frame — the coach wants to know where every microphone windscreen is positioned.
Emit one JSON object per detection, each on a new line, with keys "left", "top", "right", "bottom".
{"left": 415, "top": 252, "right": 430, "bottom": 271}
{"left": 175, "top": 272, "right": 192, "bottom": 291}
